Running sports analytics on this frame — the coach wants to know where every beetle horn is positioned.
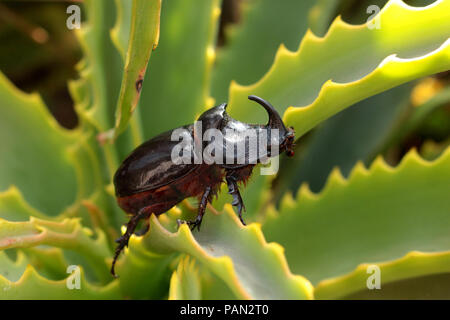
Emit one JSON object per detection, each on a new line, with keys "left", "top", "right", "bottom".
{"left": 248, "top": 95, "right": 287, "bottom": 132}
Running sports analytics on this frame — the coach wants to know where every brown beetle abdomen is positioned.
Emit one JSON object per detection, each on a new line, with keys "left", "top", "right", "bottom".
{"left": 117, "top": 164, "right": 224, "bottom": 216}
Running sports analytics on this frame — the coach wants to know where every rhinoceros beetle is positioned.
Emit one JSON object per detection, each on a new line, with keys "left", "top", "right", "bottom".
{"left": 111, "top": 95, "right": 295, "bottom": 276}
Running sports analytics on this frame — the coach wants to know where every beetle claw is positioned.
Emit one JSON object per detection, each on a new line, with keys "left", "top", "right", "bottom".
{"left": 237, "top": 203, "right": 246, "bottom": 226}
{"left": 187, "top": 218, "right": 202, "bottom": 232}
{"left": 176, "top": 218, "right": 201, "bottom": 232}
{"left": 111, "top": 235, "right": 130, "bottom": 277}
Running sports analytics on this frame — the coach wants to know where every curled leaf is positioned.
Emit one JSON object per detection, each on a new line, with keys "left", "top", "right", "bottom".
{"left": 227, "top": 0, "right": 450, "bottom": 139}
{"left": 132, "top": 206, "right": 313, "bottom": 300}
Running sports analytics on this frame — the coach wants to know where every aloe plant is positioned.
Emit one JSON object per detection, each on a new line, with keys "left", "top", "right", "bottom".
{"left": 0, "top": 0, "right": 449, "bottom": 300}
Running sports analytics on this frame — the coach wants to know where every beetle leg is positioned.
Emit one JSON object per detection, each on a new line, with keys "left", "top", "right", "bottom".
{"left": 178, "top": 186, "right": 211, "bottom": 232}
{"left": 111, "top": 208, "right": 150, "bottom": 277}
{"left": 225, "top": 172, "right": 247, "bottom": 226}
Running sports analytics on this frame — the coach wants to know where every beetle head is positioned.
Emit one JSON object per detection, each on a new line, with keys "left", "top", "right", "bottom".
{"left": 282, "top": 126, "right": 295, "bottom": 157}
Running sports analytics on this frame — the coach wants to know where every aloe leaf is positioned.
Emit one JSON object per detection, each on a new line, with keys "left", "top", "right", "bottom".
{"left": 384, "top": 84, "right": 450, "bottom": 149}
{"left": 0, "top": 71, "right": 110, "bottom": 225}
{"left": 115, "top": 236, "right": 174, "bottom": 299}
{"left": 0, "top": 251, "right": 28, "bottom": 282}
{"left": 344, "top": 272, "right": 450, "bottom": 299}
{"left": 0, "top": 264, "right": 120, "bottom": 300}
{"left": 0, "top": 73, "right": 77, "bottom": 216}
{"left": 0, "top": 70, "right": 116, "bottom": 229}
{"left": 200, "top": 266, "right": 238, "bottom": 300}
{"left": 262, "top": 146, "right": 450, "bottom": 298}
{"left": 168, "top": 256, "right": 202, "bottom": 300}
{"left": 132, "top": 206, "right": 313, "bottom": 299}
{"left": 109, "top": 0, "right": 144, "bottom": 151}
{"left": 211, "top": 0, "right": 317, "bottom": 102}
{"left": 73, "top": 0, "right": 122, "bottom": 131}
{"left": 67, "top": 132, "right": 106, "bottom": 201}
{"left": 110, "top": 0, "right": 133, "bottom": 60}
{"left": 139, "top": 0, "right": 221, "bottom": 140}
{"left": 274, "top": 82, "right": 413, "bottom": 200}
{"left": 226, "top": 0, "right": 450, "bottom": 137}
{"left": 308, "top": 0, "right": 340, "bottom": 37}
{"left": 0, "top": 217, "right": 112, "bottom": 283}
{"left": 0, "top": 187, "right": 53, "bottom": 222}
{"left": 70, "top": 0, "right": 125, "bottom": 178}
{"left": 23, "top": 247, "right": 69, "bottom": 281}
{"left": 315, "top": 251, "right": 450, "bottom": 299}
{"left": 420, "top": 138, "right": 450, "bottom": 160}
{"left": 66, "top": 129, "right": 123, "bottom": 233}
{"left": 112, "top": 0, "right": 162, "bottom": 138}
{"left": 275, "top": 77, "right": 449, "bottom": 201}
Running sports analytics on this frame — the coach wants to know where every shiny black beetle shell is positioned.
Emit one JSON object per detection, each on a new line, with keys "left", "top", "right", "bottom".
{"left": 114, "top": 103, "right": 228, "bottom": 198}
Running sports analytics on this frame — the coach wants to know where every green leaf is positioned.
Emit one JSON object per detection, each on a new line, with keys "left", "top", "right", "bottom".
{"left": 110, "top": 0, "right": 133, "bottom": 60}
{"left": 344, "top": 272, "right": 450, "bottom": 299}
{"left": 199, "top": 266, "right": 238, "bottom": 300}
{"left": 70, "top": 0, "right": 124, "bottom": 178}
{"left": 226, "top": 0, "right": 450, "bottom": 138}
{"left": 73, "top": 0, "right": 123, "bottom": 131}
{"left": 139, "top": 0, "right": 221, "bottom": 140}
{"left": 109, "top": 0, "right": 145, "bottom": 153}
{"left": 211, "top": 0, "right": 317, "bottom": 102}
{"left": 69, "top": 0, "right": 131, "bottom": 226}
{"left": 0, "top": 251, "right": 28, "bottom": 282}
{"left": 308, "top": 0, "right": 340, "bottom": 37}
{"left": 315, "top": 251, "right": 450, "bottom": 299}
{"left": 66, "top": 129, "right": 122, "bottom": 232}
{"left": 274, "top": 82, "right": 413, "bottom": 199}
{"left": 0, "top": 73, "right": 77, "bottom": 216}
{"left": 169, "top": 256, "right": 202, "bottom": 300}
{"left": 67, "top": 131, "right": 106, "bottom": 202}
{"left": 420, "top": 138, "right": 450, "bottom": 161}
{"left": 115, "top": 237, "right": 174, "bottom": 299}
{"left": 0, "top": 217, "right": 112, "bottom": 284}
{"left": 0, "top": 71, "right": 112, "bottom": 227}
{"left": 0, "top": 264, "right": 120, "bottom": 300}
{"left": 262, "top": 146, "right": 450, "bottom": 298}
{"left": 132, "top": 206, "right": 313, "bottom": 299}
{"left": 384, "top": 84, "right": 450, "bottom": 149}
{"left": 112, "top": 0, "right": 162, "bottom": 138}
{"left": 23, "top": 247, "right": 69, "bottom": 281}
{"left": 0, "top": 187, "right": 54, "bottom": 222}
